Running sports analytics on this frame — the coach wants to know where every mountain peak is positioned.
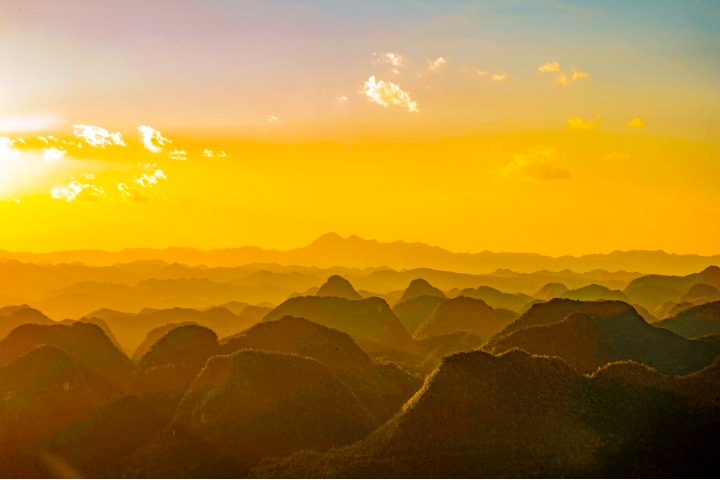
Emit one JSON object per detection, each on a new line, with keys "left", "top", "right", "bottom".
{"left": 316, "top": 275, "right": 362, "bottom": 300}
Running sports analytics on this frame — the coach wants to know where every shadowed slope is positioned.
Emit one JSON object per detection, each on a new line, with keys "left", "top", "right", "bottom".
{"left": 413, "top": 296, "right": 504, "bottom": 341}
{"left": 0, "top": 305, "right": 54, "bottom": 339}
{"left": 395, "top": 278, "right": 445, "bottom": 305}
{"left": 392, "top": 294, "right": 446, "bottom": 335}
{"left": 130, "top": 349, "right": 377, "bottom": 477}
{"left": 656, "top": 300, "right": 720, "bottom": 339}
{"left": 316, "top": 275, "right": 362, "bottom": 300}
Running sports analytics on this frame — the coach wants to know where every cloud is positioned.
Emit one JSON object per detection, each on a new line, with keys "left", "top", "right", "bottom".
{"left": 627, "top": 116, "right": 645, "bottom": 128}
{"left": 572, "top": 68, "right": 590, "bottom": 80}
{"left": 168, "top": 149, "right": 187, "bottom": 161}
{"left": 499, "top": 146, "right": 571, "bottom": 181}
{"left": 137, "top": 125, "right": 171, "bottom": 153}
{"left": 43, "top": 147, "right": 66, "bottom": 162}
{"left": 51, "top": 175, "right": 105, "bottom": 202}
{"left": 0, "top": 137, "right": 22, "bottom": 161}
{"left": 362, "top": 76, "right": 419, "bottom": 113}
{"left": 566, "top": 117, "right": 598, "bottom": 130}
{"left": 73, "top": 124, "right": 125, "bottom": 147}
{"left": 267, "top": 115, "right": 278, "bottom": 123}
{"left": 336, "top": 94, "right": 348, "bottom": 103}
{"left": 491, "top": 73, "right": 507, "bottom": 82}
{"left": 428, "top": 57, "right": 447, "bottom": 71}
{"left": 374, "top": 52, "right": 405, "bottom": 68}
{"left": 538, "top": 62, "right": 590, "bottom": 86}
{"left": 134, "top": 169, "right": 167, "bottom": 187}
{"left": 476, "top": 70, "right": 488, "bottom": 77}
{"left": 538, "top": 62, "right": 561, "bottom": 73}
{"left": 202, "top": 149, "right": 227, "bottom": 159}
{"left": 118, "top": 169, "right": 167, "bottom": 202}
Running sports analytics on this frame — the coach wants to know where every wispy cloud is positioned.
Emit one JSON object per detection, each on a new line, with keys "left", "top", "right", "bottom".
{"left": 374, "top": 52, "right": 405, "bottom": 69}
{"left": 51, "top": 175, "right": 105, "bottom": 202}
{"left": 538, "top": 62, "right": 561, "bottom": 73}
{"left": 336, "top": 94, "right": 349, "bottom": 103}
{"left": 538, "top": 61, "right": 589, "bottom": 86}
{"left": 499, "top": 146, "right": 571, "bottom": 181}
{"left": 267, "top": 115, "right": 278, "bottom": 123}
{"left": 566, "top": 117, "right": 598, "bottom": 130}
{"left": 73, "top": 125, "right": 125, "bottom": 147}
{"left": 202, "top": 149, "right": 227, "bottom": 159}
{"left": 572, "top": 68, "right": 590, "bottom": 80}
{"left": 168, "top": 149, "right": 187, "bottom": 161}
{"left": 137, "top": 125, "right": 171, "bottom": 153}
{"left": 118, "top": 168, "right": 167, "bottom": 202}
{"left": 0, "top": 137, "right": 22, "bottom": 161}
{"left": 428, "top": 57, "right": 448, "bottom": 71}
{"left": 627, "top": 116, "right": 646, "bottom": 128}
{"left": 362, "top": 76, "right": 419, "bottom": 113}
{"left": 491, "top": 73, "right": 507, "bottom": 82}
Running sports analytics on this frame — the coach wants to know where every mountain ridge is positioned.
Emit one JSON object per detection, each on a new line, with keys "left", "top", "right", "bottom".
{"left": 1, "top": 233, "right": 719, "bottom": 275}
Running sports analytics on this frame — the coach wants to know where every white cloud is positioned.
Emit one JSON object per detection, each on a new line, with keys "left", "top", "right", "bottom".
{"left": 73, "top": 124, "right": 125, "bottom": 147}
{"left": 499, "top": 146, "right": 571, "bottom": 181}
{"left": 168, "top": 149, "right": 187, "bottom": 161}
{"left": 134, "top": 169, "right": 167, "bottom": 188}
{"left": 428, "top": 57, "right": 448, "bottom": 71}
{"left": 202, "top": 149, "right": 227, "bottom": 159}
{"left": 51, "top": 175, "right": 105, "bottom": 202}
{"left": 0, "top": 137, "right": 21, "bottom": 161}
{"left": 363, "top": 76, "right": 419, "bottom": 113}
{"left": 374, "top": 52, "right": 405, "bottom": 68}
{"left": 538, "top": 62, "right": 590, "bottom": 86}
{"left": 491, "top": 73, "right": 507, "bottom": 82}
{"left": 43, "top": 147, "right": 66, "bottom": 162}
{"left": 137, "top": 125, "right": 171, "bottom": 153}
{"left": 267, "top": 115, "right": 278, "bottom": 123}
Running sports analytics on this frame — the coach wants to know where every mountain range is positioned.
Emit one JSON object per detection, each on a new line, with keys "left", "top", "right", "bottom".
{"left": 2, "top": 232, "right": 719, "bottom": 275}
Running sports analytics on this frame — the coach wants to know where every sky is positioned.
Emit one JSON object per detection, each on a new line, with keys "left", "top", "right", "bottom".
{"left": 0, "top": 0, "right": 719, "bottom": 256}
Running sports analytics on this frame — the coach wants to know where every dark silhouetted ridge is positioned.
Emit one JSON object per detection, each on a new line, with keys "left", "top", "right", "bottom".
{"left": 316, "top": 275, "right": 363, "bottom": 300}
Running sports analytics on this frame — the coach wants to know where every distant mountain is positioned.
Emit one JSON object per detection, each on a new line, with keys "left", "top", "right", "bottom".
{"left": 655, "top": 300, "right": 720, "bottom": 339}
{"left": 485, "top": 299, "right": 720, "bottom": 375}
{"left": 2, "top": 233, "right": 719, "bottom": 274}
{"left": 0, "top": 305, "right": 54, "bottom": 339}
{"left": 533, "top": 282, "right": 569, "bottom": 300}
{"left": 315, "top": 275, "right": 363, "bottom": 300}
{"left": 392, "top": 295, "right": 446, "bottom": 335}
{"left": 413, "top": 296, "right": 504, "bottom": 341}
{"left": 458, "top": 285, "right": 533, "bottom": 311}
{"left": 561, "top": 284, "right": 629, "bottom": 302}
{"left": 131, "top": 349, "right": 377, "bottom": 477}
{"left": 263, "top": 296, "right": 416, "bottom": 354}
{"left": 395, "top": 278, "right": 446, "bottom": 305}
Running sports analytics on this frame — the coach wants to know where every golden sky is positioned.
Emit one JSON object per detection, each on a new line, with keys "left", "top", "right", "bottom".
{"left": 1, "top": 1, "right": 719, "bottom": 256}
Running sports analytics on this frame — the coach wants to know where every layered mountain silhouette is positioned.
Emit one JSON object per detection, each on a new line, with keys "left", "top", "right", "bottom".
{"left": 0, "top": 305, "right": 54, "bottom": 339}
{"left": 485, "top": 299, "right": 720, "bottom": 375}
{"left": 413, "top": 296, "right": 505, "bottom": 341}
{"left": 533, "top": 282, "right": 569, "bottom": 300}
{"left": 655, "top": 300, "right": 720, "bottom": 339}
{"left": 395, "top": 278, "right": 446, "bottom": 305}
{"left": 458, "top": 286, "right": 532, "bottom": 311}
{"left": 263, "top": 296, "right": 416, "bottom": 354}
{"left": 315, "top": 275, "right": 363, "bottom": 300}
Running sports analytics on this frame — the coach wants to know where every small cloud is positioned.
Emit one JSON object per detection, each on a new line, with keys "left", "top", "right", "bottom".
{"left": 0, "top": 137, "right": 22, "bottom": 161}
{"left": 476, "top": 70, "right": 489, "bottom": 77}
{"left": 137, "top": 125, "right": 171, "bottom": 153}
{"left": 373, "top": 52, "right": 405, "bottom": 68}
{"left": 51, "top": 175, "right": 105, "bottom": 202}
{"left": 134, "top": 169, "right": 167, "bottom": 187}
{"left": 267, "top": 115, "right": 278, "bottom": 123}
{"left": 428, "top": 57, "right": 448, "bottom": 71}
{"left": 118, "top": 168, "right": 167, "bottom": 202}
{"left": 73, "top": 125, "right": 125, "bottom": 148}
{"left": 491, "top": 73, "right": 507, "bottom": 82}
{"left": 538, "top": 61, "right": 561, "bottom": 73}
{"left": 566, "top": 117, "right": 598, "bottom": 130}
{"left": 43, "top": 147, "right": 66, "bottom": 162}
{"left": 336, "top": 94, "right": 348, "bottom": 103}
{"left": 168, "top": 149, "right": 187, "bottom": 161}
{"left": 572, "top": 68, "right": 590, "bottom": 81}
{"left": 362, "top": 76, "right": 419, "bottom": 113}
{"left": 202, "top": 149, "right": 227, "bottom": 159}
{"left": 556, "top": 72, "right": 569, "bottom": 86}
{"left": 499, "top": 146, "right": 571, "bottom": 181}
{"left": 604, "top": 152, "right": 631, "bottom": 160}
{"left": 627, "top": 116, "right": 645, "bottom": 128}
